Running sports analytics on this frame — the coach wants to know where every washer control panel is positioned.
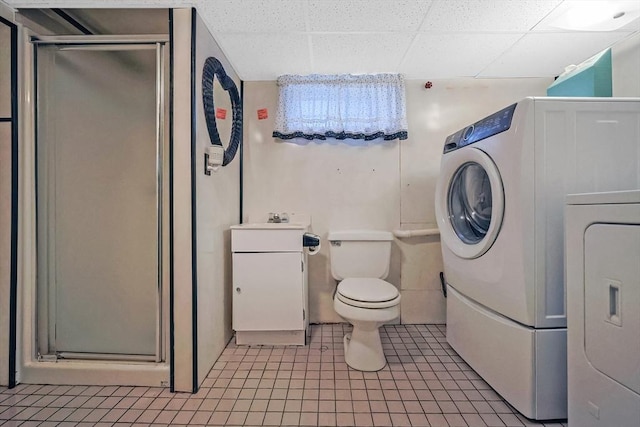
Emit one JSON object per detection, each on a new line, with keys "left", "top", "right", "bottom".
{"left": 443, "top": 103, "right": 517, "bottom": 153}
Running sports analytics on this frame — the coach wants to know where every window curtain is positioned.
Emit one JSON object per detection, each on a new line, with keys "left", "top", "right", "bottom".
{"left": 272, "top": 74, "right": 408, "bottom": 142}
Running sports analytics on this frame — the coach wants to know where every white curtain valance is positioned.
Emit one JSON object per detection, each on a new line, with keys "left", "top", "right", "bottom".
{"left": 273, "top": 73, "right": 408, "bottom": 142}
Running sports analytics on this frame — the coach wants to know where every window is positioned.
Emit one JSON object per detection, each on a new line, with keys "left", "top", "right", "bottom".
{"left": 272, "top": 74, "right": 408, "bottom": 142}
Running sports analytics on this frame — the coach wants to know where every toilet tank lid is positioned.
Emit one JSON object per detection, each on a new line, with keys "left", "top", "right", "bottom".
{"left": 328, "top": 230, "right": 393, "bottom": 241}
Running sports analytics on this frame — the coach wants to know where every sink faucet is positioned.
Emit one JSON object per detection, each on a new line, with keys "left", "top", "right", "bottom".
{"left": 269, "top": 213, "right": 281, "bottom": 223}
{"left": 268, "top": 212, "right": 289, "bottom": 223}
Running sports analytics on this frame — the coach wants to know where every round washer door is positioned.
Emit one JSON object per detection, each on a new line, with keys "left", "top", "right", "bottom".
{"left": 435, "top": 147, "right": 504, "bottom": 259}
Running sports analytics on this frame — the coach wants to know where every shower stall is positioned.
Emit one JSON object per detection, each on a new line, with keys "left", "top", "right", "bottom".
{"left": 5, "top": 7, "right": 241, "bottom": 391}
{"left": 14, "top": 8, "right": 172, "bottom": 386}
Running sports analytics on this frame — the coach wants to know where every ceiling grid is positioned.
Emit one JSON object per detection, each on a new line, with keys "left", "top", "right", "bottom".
{"left": 6, "top": 0, "right": 640, "bottom": 80}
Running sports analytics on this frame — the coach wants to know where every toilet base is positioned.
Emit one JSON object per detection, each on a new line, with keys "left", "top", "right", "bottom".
{"left": 333, "top": 295, "right": 400, "bottom": 372}
{"left": 343, "top": 324, "right": 386, "bottom": 371}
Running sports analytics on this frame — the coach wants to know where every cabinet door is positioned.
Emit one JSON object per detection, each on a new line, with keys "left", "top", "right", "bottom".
{"left": 233, "top": 252, "right": 304, "bottom": 331}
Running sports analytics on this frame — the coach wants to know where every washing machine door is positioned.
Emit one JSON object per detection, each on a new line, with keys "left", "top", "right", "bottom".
{"left": 436, "top": 147, "right": 504, "bottom": 259}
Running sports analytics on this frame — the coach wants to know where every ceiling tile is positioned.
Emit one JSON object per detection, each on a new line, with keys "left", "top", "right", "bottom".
{"left": 311, "top": 33, "right": 415, "bottom": 75}
{"left": 199, "top": 0, "right": 306, "bottom": 33}
{"left": 308, "top": 0, "right": 432, "bottom": 32}
{"left": 534, "top": 0, "right": 640, "bottom": 32}
{"left": 401, "top": 33, "right": 523, "bottom": 78}
{"left": 215, "top": 33, "right": 311, "bottom": 80}
{"left": 6, "top": 0, "right": 639, "bottom": 80}
{"left": 480, "top": 31, "right": 633, "bottom": 77}
{"left": 421, "top": 0, "right": 563, "bottom": 32}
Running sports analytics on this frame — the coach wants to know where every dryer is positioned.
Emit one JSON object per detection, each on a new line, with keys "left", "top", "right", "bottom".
{"left": 566, "top": 191, "right": 640, "bottom": 427}
{"left": 435, "top": 97, "right": 640, "bottom": 420}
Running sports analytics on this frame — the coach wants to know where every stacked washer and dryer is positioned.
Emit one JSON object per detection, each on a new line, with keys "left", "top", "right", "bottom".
{"left": 435, "top": 97, "right": 640, "bottom": 421}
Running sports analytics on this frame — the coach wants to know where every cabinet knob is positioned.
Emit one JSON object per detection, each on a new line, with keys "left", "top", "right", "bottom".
{"left": 236, "top": 287, "right": 241, "bottom": 293}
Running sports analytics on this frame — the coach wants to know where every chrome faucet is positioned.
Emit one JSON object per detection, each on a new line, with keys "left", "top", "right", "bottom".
{"left": 268, "top": 212, "right": 289, "bottom": 223}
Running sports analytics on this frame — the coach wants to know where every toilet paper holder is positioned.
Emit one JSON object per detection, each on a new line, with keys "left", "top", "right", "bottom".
{"left": 303, "top": 233, "right": 321, "bottom": 255}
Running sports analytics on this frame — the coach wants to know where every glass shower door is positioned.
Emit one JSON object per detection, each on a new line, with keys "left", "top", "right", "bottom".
{"left": 36, "top": 43, "right": 164, "bottom": 360}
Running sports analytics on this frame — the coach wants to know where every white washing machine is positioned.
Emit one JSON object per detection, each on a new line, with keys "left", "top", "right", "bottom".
{"left": 566, "top": 190, "right": 640, "bottom": 427}
{"left": 435, "top": 97, "right": 640, "bottom": 420}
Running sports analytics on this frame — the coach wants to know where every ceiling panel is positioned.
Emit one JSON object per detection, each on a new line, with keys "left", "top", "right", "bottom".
{"left": 311, "top": 33, "right": 415, "bottom": 75}
{"left": 6, "top": 0, "right": 640, "bottom": 81}
{"left": 308, "top": 0, "right": 432, "bottom": 32}
{"left": 420, "top": 0, "right": 563, "bottom": 32}
{"left": 215, "top": 33, "right": 312, "bottom": 81}
{"left": 534, "top": 0, "right": 640, "bottom": 32}
{"left": 479, "top": 31, "right": 634, "bottom": 77}
{"left": 401, "top": 33, "right": 523, "bottom": 78}
{"left": 200, "top": 0, "right": 307, "bottom": 33}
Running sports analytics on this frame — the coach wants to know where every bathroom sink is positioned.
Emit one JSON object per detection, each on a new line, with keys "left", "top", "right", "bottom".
{"left": 230, "top": 223, "right": 308, "bottom": 252}
{"left": 232, "top": 222, "right": 306, "bottom": 230}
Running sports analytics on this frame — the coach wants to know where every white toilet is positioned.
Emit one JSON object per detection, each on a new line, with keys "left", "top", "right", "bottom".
{"left": 328, "top": 230, "right": 401, "bottom": 371}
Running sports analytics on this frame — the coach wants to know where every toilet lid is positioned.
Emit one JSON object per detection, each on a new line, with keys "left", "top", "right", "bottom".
{"left": 337, "top": 278, "right": 399, "bottom": 302}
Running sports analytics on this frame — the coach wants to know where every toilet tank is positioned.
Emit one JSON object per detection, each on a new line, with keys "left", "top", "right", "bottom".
{"left": 327, "top": 230, "right": 393, "bottom": 281}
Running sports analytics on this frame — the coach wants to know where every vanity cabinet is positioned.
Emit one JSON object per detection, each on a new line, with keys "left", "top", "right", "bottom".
{"left": 231, "top": 224, "right": 309, "bottom": 345}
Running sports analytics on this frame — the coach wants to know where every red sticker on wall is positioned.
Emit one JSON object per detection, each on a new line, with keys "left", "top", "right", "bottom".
{"left": 215, "top": 108, "right": 227, "bottom": 120}
{"left": 257, "top": 108, "right": 269, "bottom": 120}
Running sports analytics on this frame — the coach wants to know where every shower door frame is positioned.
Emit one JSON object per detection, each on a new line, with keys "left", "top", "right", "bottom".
{"left": 33, "top": 35, "right": 168, "bottom": 364}
{"left": 0, "top": 12, "right": 19, "bottom": 389}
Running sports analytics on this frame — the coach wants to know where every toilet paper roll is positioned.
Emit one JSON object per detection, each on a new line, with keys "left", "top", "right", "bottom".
{"left": 307, "top": 241, "right": 321, "bottom": 255}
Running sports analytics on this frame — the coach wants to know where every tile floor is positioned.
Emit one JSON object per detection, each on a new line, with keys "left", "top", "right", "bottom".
{"left": 0, "top": 324, "right": 568, "bottom": 427}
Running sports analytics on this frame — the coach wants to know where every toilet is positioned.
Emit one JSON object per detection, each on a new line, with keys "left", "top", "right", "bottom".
{"left": 328, "top": 230, "right": 401, "bottom": 371}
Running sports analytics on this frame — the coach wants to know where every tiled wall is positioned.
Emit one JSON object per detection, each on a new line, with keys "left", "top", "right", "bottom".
{"left": 242, "top": 78, "right": 552, "bottom": 324}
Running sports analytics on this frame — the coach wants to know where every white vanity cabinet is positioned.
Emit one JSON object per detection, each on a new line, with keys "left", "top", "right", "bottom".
{"left": 231, "top": 223, "right": 309, "bottom": 345}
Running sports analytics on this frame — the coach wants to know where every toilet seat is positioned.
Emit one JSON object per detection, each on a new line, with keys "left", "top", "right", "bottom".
{"left": 337, "top": 278, "right": 400, "bottom": 309}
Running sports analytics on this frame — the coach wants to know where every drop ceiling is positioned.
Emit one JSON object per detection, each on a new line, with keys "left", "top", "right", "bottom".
{"left": 6, "top": 0, "right": 640, "bottom": 81}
